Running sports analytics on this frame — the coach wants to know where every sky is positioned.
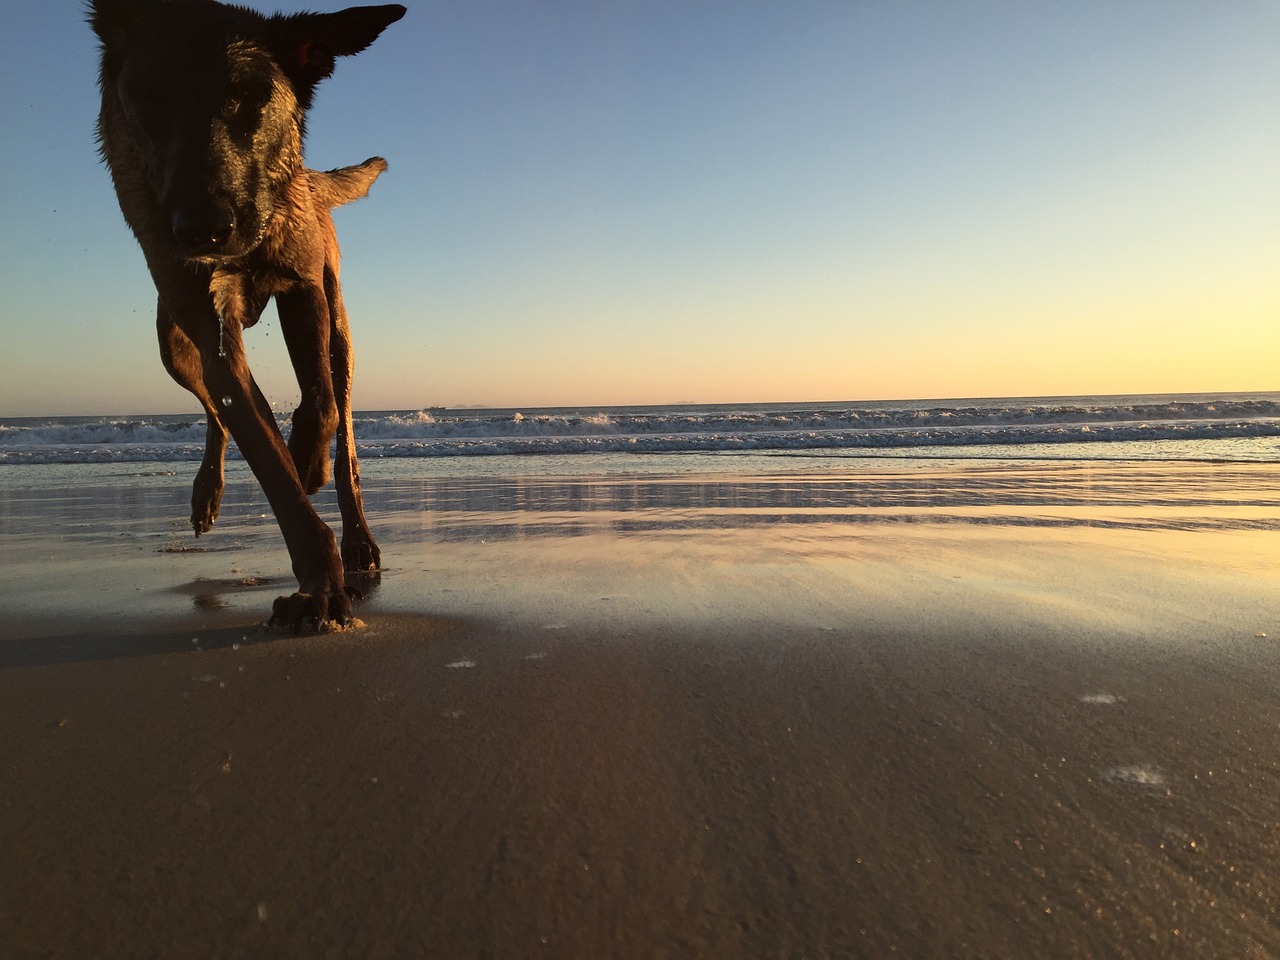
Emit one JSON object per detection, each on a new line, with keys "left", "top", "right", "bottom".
{"left": 1, "top": 1, "right": 1277, "bottom": 416}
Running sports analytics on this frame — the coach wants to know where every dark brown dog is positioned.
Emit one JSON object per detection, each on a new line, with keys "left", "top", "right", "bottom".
{"left": 90, "top": 0, "right": 406, "bottom": 629}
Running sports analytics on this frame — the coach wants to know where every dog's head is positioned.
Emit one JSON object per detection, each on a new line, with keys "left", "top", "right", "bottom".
{"left": 90, "top": 0, "right": 405, "bottom": 262}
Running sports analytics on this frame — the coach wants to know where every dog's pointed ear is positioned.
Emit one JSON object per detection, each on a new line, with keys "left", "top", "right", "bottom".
{"left": 267, "top": 5, "right": 406, "bottom": 95}
{"left": 87, "top": 0, "right": 154, "bottom": 50}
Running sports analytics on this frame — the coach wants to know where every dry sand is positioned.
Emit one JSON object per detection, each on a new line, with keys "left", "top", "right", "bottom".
{"left": 3, "top": 460, "right": 1280, "bottom": 957}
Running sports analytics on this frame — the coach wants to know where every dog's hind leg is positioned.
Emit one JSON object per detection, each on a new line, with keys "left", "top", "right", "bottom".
{"left": 301, "top": 162, "right": 384, "bottom": 570}
{"left": 157, "top": 301, "right": 227, "bottom": 535}
{"left": 325, "top": 266, "right": 381, "bottom": 571}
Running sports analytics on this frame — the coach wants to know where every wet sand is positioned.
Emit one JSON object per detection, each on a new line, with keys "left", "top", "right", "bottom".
{"left": 3, "top": 459, "right": 1280, "bottom": 957}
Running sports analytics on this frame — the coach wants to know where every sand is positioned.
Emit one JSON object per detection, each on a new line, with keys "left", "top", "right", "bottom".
{"left": 3, "top": 458, "right": 1280, "bottom": 957}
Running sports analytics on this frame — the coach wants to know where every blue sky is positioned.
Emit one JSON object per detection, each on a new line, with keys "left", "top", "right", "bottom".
{"left": 1, "top": 0, "right": 1277, "bottom": 415}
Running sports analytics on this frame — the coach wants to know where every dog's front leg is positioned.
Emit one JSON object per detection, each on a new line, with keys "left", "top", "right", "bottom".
{"left": 156, "top": 300, "right": 228, "bottom": 535}
{"left": 191, "top": 308, "right": 353, "bottom": 629}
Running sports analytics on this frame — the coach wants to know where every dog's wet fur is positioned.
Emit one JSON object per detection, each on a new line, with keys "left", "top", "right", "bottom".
{"left": 90, "top": 0, "right": 406, "bottom": 630}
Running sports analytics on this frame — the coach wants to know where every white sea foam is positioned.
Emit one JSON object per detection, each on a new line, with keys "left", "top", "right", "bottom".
{"left": 4, "top": 393, "right": 1280, "bottom": 465}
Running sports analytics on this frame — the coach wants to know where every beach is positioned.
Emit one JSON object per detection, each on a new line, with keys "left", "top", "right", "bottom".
{"left": 4, "top": 455, "right": 1280, "bottom": 957}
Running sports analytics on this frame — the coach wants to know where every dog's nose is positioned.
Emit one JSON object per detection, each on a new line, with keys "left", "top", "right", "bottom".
{"left": 171, "top": 208, "right": 235, "bottom": 254}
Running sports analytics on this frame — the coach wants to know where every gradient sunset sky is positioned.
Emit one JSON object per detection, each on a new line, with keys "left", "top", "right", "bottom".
{"left": 1, "top": 0, "right": 1276, "bottom": 416}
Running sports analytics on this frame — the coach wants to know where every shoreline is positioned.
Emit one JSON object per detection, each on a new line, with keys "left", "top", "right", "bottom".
{"left": 4, "top": 460, "right": 1280, "bottom": 956}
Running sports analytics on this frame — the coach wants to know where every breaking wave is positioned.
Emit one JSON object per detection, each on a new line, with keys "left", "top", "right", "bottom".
{"left": 4, "top": 394, "right": 1280, "bottom": 464}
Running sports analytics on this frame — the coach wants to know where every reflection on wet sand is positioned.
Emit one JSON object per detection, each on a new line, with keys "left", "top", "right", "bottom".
{"left": 368, "top": 461, "right": 1280, "bottom": 543}
{"left": 4, "top": 458, "right": 1280, "bottom": 631}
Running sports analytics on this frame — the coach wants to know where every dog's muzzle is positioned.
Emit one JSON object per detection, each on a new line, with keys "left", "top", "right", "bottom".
{"left": 171, "top": 204, "right": 236, "bottom": 257}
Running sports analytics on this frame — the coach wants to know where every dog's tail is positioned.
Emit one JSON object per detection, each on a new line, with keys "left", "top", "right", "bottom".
{"left": 311, "top": 157, "right": 389, "bottom": 209}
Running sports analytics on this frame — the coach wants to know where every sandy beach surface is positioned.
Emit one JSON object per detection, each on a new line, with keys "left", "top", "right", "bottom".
{"left": 3, "top": 456, "right": 1280, "bottom": 958}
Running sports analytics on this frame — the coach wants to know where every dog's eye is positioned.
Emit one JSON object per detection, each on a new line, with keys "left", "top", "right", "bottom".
{"left": 120, "top": 73, "right": 166, "bottom": 110}
{"left": 137, "top": 83, "right": 165, "bottom": 105}
{"left": 117, "top": 72, "right": 169, "bottom": 139}
{"left": 222, "top": 86, "right": 268, "bottom": 124}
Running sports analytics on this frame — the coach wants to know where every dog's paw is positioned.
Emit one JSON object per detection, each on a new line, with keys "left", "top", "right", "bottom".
{"left": 341, "top": 531, "right": 382, "bottom": 572}
{"left": 287, "top": 418, "right": 333, "bottom": 496}
{"left": 191, "top": 503, "right": 220, "bottom": 536}
{"left": 268, "top": 591, "right": 353, "bottom": 634}
{"left": 190, "top": 479, "right": 223, "bottom": 536}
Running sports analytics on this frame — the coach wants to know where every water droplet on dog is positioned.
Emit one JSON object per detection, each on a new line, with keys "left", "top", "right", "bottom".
{"left": 221, "top": 396, "right": 232, "bottom": 407}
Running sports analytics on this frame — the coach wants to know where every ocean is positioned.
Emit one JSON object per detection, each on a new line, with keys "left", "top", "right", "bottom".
{"left": 3, "top": 392, "right": 1280, "bottom": 467}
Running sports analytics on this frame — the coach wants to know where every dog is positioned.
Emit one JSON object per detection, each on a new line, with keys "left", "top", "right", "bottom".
{"left": 90, "top": 0, "right": 406, "bottom": 630}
